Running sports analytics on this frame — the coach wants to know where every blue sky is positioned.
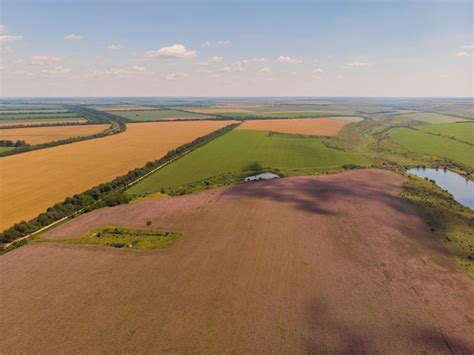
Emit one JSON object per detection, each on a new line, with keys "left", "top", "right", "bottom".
{"left": 1, "top": 0, "right": 473, "bottom": 96}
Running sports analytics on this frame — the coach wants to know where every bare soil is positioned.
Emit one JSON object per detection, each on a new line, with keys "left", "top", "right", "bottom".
{"left": 1, "top": 169, "right": 473, "bottom": 353}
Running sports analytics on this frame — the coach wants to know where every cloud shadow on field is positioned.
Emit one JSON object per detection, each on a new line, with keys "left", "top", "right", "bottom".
{"left": 304, "top": 298, "right": 473, "bottom": 353}
{"left": 222, "top": 174, "right": 408, "bottom": 217}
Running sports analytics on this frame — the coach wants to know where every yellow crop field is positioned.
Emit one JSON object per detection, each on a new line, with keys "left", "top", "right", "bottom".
{"left": 238, "top": 118, "right": 356, "bottom": 136}
{"left": 0, "top": 121, "right": 233, "bottom": 230}
{"left": 0, "top": 124, "right": 108, "bottom": 145}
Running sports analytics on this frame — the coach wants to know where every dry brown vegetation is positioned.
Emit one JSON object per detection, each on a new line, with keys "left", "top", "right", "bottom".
{"left": 0, "top": 121, "right": 232, "bottom": 230}
{"left": 0, "top": 124, "right": 108, "bottom": 145}
{"left": 238, "top": 117, "right": 356, "bottom": 136}
{"left": 1, "top": 170, "right": 472, "bottom": 353}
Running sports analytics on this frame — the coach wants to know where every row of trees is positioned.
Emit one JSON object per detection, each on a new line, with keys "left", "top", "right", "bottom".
{"left": 0, "top": 140, "right": 29, "bottom": 147}
{"left": 0, "top": 123, "right": 239, "bottom": 245}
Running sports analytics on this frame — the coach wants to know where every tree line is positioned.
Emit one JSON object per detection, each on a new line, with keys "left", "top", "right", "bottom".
{"left": 0, "top": 123, "right": 239, "bottom": 246}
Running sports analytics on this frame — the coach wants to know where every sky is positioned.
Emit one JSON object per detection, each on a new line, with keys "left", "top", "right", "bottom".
{"left": 0, "top": 0, "right": 473, "bottom": 97}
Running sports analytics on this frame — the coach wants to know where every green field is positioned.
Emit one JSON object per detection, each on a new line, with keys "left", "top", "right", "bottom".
{"left": 398, "top": 112, "right": 470, "bottom": 124}
{"left": 0, "top": 146, "right": 16, "bottom": 153}
{"left": 40, "top": 226, "right": 179, "bottom": 250}
{"left": 111, "top": 109, "right": 215, "bottom": 121}
{"left": 416, "top": 122, "right": 474, "bottom": 144}
{"left": 0, "top": 117, "right": 85, "bottom": 124}
{"left": 389, "top": 127, "right": 474, "bottom": 168}
{"left": 0, "top": 112, "right": 79, "bottom": 120}
{"left": 128, "top": 129, "right": 371, "bottom": 195}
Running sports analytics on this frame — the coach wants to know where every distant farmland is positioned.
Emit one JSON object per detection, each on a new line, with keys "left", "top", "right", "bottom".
{"left": 0, "top": 112, "right": 79, "bottom": 120}
{"left": 238, "top": 117, "right": 359, "bottom": 136}
{"left": 0, "top": 118, "right": 88, "bottom": 126}
{"left": 128, "top": 129, "right": 370, "bottom": 195}
{"left": 0, "top": 121, "right": 233, "bottom": 230}
{"left": 416, "top": 122, "right": 474, "bottom": 144}
{"left": 111, "top": 109, "right": 215, "bottom": 121}
{"left": 397, "top": 112, "right": 470, "bottom": 124}
{"left": 0, "top": 124, "right": 108, "bottom": 145}
{"left": 389, "top": 127, "right": 474, "bottom": 168}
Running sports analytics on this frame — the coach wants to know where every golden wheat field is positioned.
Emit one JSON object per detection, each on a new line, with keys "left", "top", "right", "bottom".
{"left": 0, "top": 121, "right": 232, "bottom": 230}
{"left": 238, "top": 118, "right": 357, "bottom": 136}
{"left": 0, "top": 124, "right": 109, "bottom": 145}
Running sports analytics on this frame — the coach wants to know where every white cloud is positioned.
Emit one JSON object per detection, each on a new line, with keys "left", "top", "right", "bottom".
{"left": 64, "top": 34, "right": 83, "bottom": 41}
{"left": 313, "top": 68, "right": 324, "bottom": 73}
{"left": 165, "top": 72, "right": 188, "bottom": 80}
{"left": 241, "top": 57, "right": 265, "bottom": 64}
{"left": 343, "top": 61, "right": 370, "bottom": 68}
{"left": 456, "top": 51, "right": 474, "bottom": 58}
{"left": 30, "top": 55, "right": 64, "bottom": 65}
{"left": 145, "top": 44, "right": 196, "bottom": 59}
{"left": 40, "top": 66, "right": 72, "bottom": 76}
{"left": 88, "top": 65, "right": 148, "bottom": 79}
{"left": 259, "top": 67, "right": 272, "bottom": 74}
{"left": 202, "top": 40, "right": 230, "bottom": 47}
{"left": 0, "top": 34, "right": 23, "bottom": 42}
{"left": 461, "top": 44, "right": 474, "bottom": 49}
{"left": 275, "top": 56, "right": 303, "bottom": 64}
{"left": 208, "top": 56, "right": 224, "bottom": 63}
{"left": 216, "top": 40, "right": 230, "bottom": 46}
{"left": 107, "top": 44, "right": 124, "bottom": 50}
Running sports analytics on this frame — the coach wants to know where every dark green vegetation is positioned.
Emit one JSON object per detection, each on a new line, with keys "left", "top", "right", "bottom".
{"left": 39, "top": 226, "right": 180, "bottom": 250}
{"left": 110, "top": 109, "right": 215, "bottom": 121}
{"left": 0, "top": 123, "right": 237, "bottom": 246}
{"left": 401, "top": 175, "right": 474, "bottom": 279}
{"left": 0, "top": 139, "right": 28, "bottom": 147}
{"left": 127, "top": 129, "right": 371, "bottom": 196}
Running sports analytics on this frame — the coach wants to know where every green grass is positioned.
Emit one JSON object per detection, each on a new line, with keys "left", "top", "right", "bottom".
{"left": 110, "top": 109, "right": 215, "bottom": 121}
{"left": 0, "top": 146, "right": 16, "bottom": 153}
{"left": 416, "top": 122, "right": 474, "bottom": 145}
{"left": 0, "top": 117, "right": 85, "bottom": 124}
{"left": 0, "top": 112, "right": 79, "bottom": 120}
{"left": 127, "top": 129, "right": 371, "bottom": 195}
{"left": 389, "top": 127, "right": 474, "bottom": 168}
{"left": 401, "top": 175, "right": 474, "bottom": 279}
{"left": 41, "top": 226, "right": 179, "bottom": 250}
{"left": 398, "top": 112, "right": 470, "bottom": 124}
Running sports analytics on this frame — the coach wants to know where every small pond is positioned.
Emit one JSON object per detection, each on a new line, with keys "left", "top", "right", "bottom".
{"left": 407, "top": 168, "right": 473, "bottom": 209}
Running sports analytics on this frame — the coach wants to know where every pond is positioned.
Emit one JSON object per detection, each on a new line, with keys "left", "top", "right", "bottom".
{"left": 407, "top": 168, "right": 473, "bottom": 209}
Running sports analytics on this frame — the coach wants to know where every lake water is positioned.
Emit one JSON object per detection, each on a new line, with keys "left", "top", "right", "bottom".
{"left": 407, "top": 168, "right": 473, "bottom": 209}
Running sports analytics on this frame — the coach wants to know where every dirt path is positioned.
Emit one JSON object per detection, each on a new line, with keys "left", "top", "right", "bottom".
{"left": 1, "top": 169, "right": 473, "bottom": 353}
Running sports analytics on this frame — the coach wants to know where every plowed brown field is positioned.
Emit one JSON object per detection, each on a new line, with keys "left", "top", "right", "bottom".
{"left": 238, "top": 118, "right": 355, "bottom": 136}
{"left": 0, "top": 121, "right": 232, "bottom": 230}
{"left": 0, "top": 124, "right": 108, "bottom": 145}
{"left": 1, "top": 169, "right": 473, "bottom": 353}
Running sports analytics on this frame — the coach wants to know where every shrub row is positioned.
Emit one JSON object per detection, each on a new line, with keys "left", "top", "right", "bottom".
{"left": 0, "top": 123, "right": 239, "bottom": 245}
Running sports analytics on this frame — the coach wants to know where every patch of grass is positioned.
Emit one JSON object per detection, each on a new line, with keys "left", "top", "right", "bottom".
{"left": 389, "top": 127, "right": 474, "bottom": 168}
{"left": 401, "top": 175, "right": 474, "bottom": 279}
{"left": 0, "top": 112, "right": 79, "bottom": 120}
{"left": 111, "top": 109, "right": 215, "bottom": 121}
{"left": 0, "top": 146, "right": 16, "bottom": 153}
{"left": 465, "top": 315, "right": 474, "bottom": 326}
{"left": 397, "top": 112, "right": 470, "bottom": 124}
{"left": 416, "top": 122, "right": 474, "bottom": 145}
{"left": 383, "top": 270, "right": 394, "bottom": 282}
{"left": 42, "top": 226, "right": 180, "bottom": 250}
{"left": 127, "top": 129, "right": 371, "bottom": 195}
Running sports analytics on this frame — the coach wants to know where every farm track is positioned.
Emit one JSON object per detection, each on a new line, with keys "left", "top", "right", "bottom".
{"left": 1, "top": 169, "right": 473, "bottom": 353}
